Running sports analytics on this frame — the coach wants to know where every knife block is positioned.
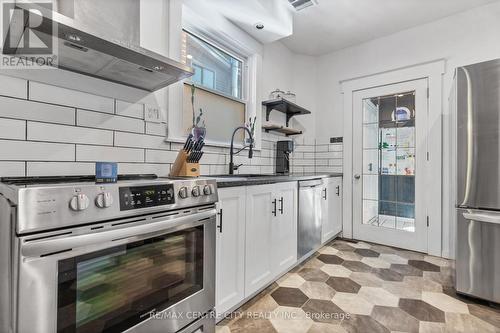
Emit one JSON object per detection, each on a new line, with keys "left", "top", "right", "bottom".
{"left": 169, "top": 149, "right": 200, "bottom": 177}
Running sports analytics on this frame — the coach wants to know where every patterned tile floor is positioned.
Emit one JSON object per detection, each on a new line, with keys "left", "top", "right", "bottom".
{"left": 216, "top": 239, "right": 500, "bottom": 333}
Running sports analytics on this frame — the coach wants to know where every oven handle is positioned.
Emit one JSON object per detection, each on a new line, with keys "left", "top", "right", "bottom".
{"left": 21, "top": 209, "right": 217, "bottom": 258}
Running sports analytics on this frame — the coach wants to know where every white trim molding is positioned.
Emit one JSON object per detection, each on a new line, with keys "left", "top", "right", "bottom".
{"left": 340, "top": 60, "right": 446, "bottom": 257}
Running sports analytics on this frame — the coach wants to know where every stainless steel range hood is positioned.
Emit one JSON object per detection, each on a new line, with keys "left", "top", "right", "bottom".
{"left": 3, "top": 2, "right": 193, "bottom": 92}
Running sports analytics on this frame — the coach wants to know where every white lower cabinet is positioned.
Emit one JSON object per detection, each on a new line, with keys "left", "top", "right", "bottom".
{"left": 321, "top": 177, "right": 343, "bottom": 243}
{"left": 245, "top": 182, "right": 298, "bottom": 297}
{"left": 215, "top": 187, "right": 246, "bottom": 317}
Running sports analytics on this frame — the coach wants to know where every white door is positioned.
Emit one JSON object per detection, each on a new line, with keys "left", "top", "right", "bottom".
{"left": 245, "top": 184, "right": 275, "bottom": 296}
{"left": 272, "top": 182, "right": 298, "bottom": 276}
{"left": 215, "top": 187, "right": 246, "bottom": 317}
{"left": 352, "top": 79, "right": 429, "bottom": 252}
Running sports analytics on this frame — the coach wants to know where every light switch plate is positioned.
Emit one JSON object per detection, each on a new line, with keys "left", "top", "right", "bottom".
{"left": 144, "top": 105, "right": 163, "bottom": 123}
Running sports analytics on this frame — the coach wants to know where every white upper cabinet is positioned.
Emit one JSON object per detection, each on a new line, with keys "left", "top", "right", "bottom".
{"left": 321, "top": 177, "right": 343, "bottom": 243}
{"left": 215, "top": 187, "right": 246, "bottom": 317}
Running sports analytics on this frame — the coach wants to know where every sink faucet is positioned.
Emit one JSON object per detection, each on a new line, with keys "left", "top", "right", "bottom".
{"left": 229, "top": 126, "right": 254, "bottom": 175}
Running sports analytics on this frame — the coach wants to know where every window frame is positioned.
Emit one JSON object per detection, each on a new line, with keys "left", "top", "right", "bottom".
{"left": 183, "top": 29, "right": 248, "bottom": 104}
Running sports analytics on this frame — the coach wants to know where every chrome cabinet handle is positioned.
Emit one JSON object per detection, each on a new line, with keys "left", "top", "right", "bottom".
{"left": 217, "top": 209, "right": 223, "bottom": 233}
{"left": 279, "top": 197, "right": 284, "bottom": 215}
{"left": 336, "top": 185, "right": 340, "bottom": 196}
{"left": 354, "top": 174, "right": 361, "bottom": 180}
{"left": 272, "top": 199, "right": 277, "bottom": 216}
{"left": 323, "top": 188, "right": 327, "bottom": 200}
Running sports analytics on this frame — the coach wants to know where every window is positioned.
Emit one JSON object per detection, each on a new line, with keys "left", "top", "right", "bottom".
{"left": 180, "top": 30, "right": 247, "bottom": 145}
{"left": 182, "top": 30, "right": 244, "bottom": 100}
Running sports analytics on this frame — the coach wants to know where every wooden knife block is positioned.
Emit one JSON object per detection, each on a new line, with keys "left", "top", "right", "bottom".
{"left": 169, "top": 149, "right": 200, "bottom": 177}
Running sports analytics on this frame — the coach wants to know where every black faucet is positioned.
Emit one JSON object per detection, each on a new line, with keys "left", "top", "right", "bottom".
{"left": 229, "top": 126, "right": 254, "bottom": 174}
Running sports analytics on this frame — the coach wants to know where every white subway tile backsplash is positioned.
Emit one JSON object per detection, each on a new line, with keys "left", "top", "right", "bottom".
{"left": 0, "top": 75, "right": 27, "bottom": 99}
{"left": 116, "top": 100, "right": 144, "bottom": 119}
{"left": 29, "top": 82, "right": 114, "bottom": 113}
{"left": 0, "top": 162, "right": 25, "bottom": 177}
{"left": 0, "top": 96, "right": 75, "bottom": 125}
{"left": 145, "top": 150, "right": 178, "bottom": 164}
{"left": 27, "top": 162, "right": 94, "bottom": 176}
{"left": 0, "top": 118, "right": 25, "bottom": 140}
{"left": 114, "top": 132, "right": 170, "bottom": 150}
{"left": 0, "top": 140, "right": 74, "bottom": 161}
{"left": 0, "top": 80, "right": 344, "bottom": 177}
{"left": 199, "top": 153, "right": 226, "bottom": 165}
{"left": 77, "top": 110, "right": 144, "bottom": 133}
{"left": 145, "top": 122, "right": 167, "bottom": 136}
{"left": 76, "top": 145, "right": 144, "bottom": 163}
{"left": 27, "top": 122, "right": 113, "bottom": 145}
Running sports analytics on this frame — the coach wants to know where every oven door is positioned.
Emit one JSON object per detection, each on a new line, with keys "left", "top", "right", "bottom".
{"left": 16, "top": 207, "right": 216, "bottom": 333}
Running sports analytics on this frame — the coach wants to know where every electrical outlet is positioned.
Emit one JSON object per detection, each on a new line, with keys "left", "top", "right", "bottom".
{"left": 145, "top": 105, "right": 163, "bottom": 123}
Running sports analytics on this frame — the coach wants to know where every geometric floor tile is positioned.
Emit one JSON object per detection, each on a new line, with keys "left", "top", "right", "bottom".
{"left": 389, "top": 263, "right": 423, "bottom": 277}
{"left": 371, "top": 305, "right": 420, "bottom": 333}
{"left": 301, "top": 299, "right": 345, "bottom": 324}
{"left": 299, "top": 281, "right": 336, "bottom": 300}
{"left": 320, "top": 264, "right": 352, "bottom": 277}
{"left": 298, "top": 268, "right": 330, "bottom": 282}
{"left": 373, "top": 268, "right": 404, "bottom": 282}
{"left": 217, "top": 239, "right": 500, "bottom": 333}
{"left": 398, "top": 298, "right": 446, "bottom": 322}
{"left": 271, "top": 287, "right": 309, "bottom": 307}
{"left": 354, "top": 248, "right": 380, "bottom": 258}
{"left": 342, "top": 260, "right": 373, "bottom": 273}
{"left": 326, "top": 277, "right": 361, "bottom": 293}
{"left": 408, "top": 260, "right": 441, "bottom": 272}
{"left": 332, "top": 292, "right": 374, "bottom": 315}
{"left": 357, "top": 286, "right": 399, "bottom": 307}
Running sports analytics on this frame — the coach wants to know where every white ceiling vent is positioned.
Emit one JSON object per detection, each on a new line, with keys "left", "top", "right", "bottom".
{"left": 288, "top": 0, "right": 319, "bottom": 11}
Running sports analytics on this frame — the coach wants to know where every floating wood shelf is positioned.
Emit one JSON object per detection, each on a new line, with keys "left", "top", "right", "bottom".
{"left": 262, "top": 98, "right": 312, "bottom": 127}
{"left": 262, "top": 123, "right": 303, "bottom": 137}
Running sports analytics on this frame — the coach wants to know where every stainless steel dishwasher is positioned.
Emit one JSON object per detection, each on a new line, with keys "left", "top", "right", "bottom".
{"left": 298, "top": 179, "right": 323, "bottom": 261}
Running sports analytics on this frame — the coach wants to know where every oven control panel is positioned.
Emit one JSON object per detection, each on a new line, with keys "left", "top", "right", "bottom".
{"left": 119, "top": 184, "right": 175, "bottom": 211}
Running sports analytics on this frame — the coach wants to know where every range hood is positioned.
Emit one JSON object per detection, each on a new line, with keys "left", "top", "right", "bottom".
{"left": 3, "top": 2, "right": 193, "bottom": 92}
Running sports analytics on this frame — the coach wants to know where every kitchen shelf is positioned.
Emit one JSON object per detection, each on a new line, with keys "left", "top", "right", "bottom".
{"left": 262, "top": 98, "right": 311, "bottom": 126}
{"left": 262, "top": 123, "right": 303, "bottom": 136}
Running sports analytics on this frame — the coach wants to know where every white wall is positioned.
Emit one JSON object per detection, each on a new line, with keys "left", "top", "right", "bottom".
{"left": 315, "top": 1, "right": 500, "bottom": 258}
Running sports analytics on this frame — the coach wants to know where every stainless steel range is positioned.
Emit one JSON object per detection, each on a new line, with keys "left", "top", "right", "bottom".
{"left": 0, "top": 175, "right": 218, "bottom": 333}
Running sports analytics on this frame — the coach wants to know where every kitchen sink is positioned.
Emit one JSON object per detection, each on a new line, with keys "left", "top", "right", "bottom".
{"left": 210, "top": 174, "right": 279, "bottom": 178}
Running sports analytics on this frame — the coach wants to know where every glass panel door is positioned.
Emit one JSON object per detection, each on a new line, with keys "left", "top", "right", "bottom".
{"left": 57, "top": 226, "right": 204, "bottom": 333}
{"left": 362, "top": 92, "right": 416, "bottom": 232}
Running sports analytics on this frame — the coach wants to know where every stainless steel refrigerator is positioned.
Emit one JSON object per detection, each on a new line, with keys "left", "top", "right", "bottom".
{"left": 455, "top": 59, "right": 500, "bottom": 303}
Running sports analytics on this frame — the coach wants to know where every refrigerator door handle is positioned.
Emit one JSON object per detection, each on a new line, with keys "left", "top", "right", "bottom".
{"left": 462, "top": 211, "right": 500, "bottom": 225}
{"left": 460, "top": 67, "right": 475, "bottom": 206}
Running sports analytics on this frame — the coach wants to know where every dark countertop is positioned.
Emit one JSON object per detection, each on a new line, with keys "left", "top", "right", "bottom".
{"left": 209, "top": 173, "right": 343, "bottom": 188}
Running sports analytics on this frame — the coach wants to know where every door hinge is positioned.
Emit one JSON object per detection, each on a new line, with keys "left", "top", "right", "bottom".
{"left": 426, "top": 216, "right": 429, "bottom": 227}
{"left": 427, "top": 87, "right": 430, "bottom": 99}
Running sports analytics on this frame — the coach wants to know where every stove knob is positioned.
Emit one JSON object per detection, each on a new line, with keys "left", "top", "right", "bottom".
{"left": 179, "top": 187, "right": 189, "bottom": 199}
{"left": 203, "top": 185, "right": 212, "bottom": 195}
{"left": 192, "top": 186, "right": 201, "bottom": 197}
{"left": 69, "top": 194, "right": 90, "bottom": 211}
{"left": 96, "top": 192, "right": 114, "bottom": 208}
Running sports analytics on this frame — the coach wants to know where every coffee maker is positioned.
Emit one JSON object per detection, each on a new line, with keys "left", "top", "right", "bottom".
{"left": 276, "top": 140, "right": 294, "bottom": 174}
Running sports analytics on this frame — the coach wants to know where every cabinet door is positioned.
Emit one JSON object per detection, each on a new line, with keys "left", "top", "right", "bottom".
{"left": 215, "top": 187, "right": 246, "bottom": 316}
{"left": 322, "top": 178, "right": 343, "bottom": 243}
{"left": 272, "top": 182, "right": 298, "bottom": 276}
{"left": 245, "top": 184, "right": 275, "bottom": 297}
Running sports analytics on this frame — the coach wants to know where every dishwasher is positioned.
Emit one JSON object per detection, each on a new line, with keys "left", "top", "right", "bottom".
{"left": 298, "top": 179, "right": 323, "bottom": 261}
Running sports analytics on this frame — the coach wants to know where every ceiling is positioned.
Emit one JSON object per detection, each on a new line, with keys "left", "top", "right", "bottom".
{"left": 281, "top": 0, "right": 500, "bottom": 55}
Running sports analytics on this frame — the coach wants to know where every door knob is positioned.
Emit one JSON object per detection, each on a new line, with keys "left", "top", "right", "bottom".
{"left": 354, "top": 174, "right": 361, "bottom": 180}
